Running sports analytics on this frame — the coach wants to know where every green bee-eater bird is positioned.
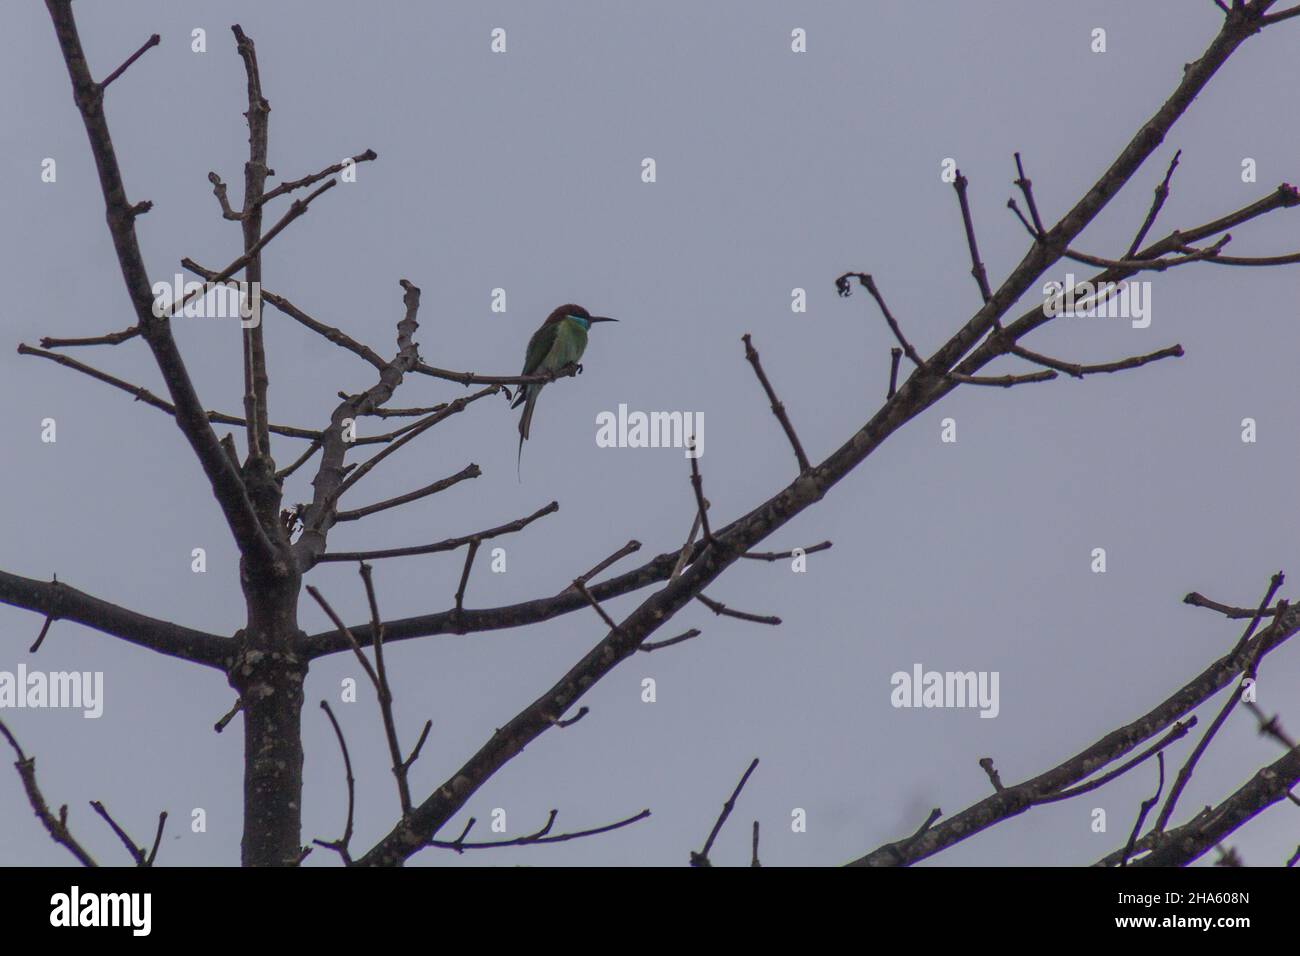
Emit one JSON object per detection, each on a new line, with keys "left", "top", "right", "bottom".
{"left": 513, "top": 303, "right": 617, "bottom": 473}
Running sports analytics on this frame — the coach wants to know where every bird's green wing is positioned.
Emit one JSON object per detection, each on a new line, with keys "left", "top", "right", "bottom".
{"left": 520, "top": 321, "right": 559, "bottom": 376}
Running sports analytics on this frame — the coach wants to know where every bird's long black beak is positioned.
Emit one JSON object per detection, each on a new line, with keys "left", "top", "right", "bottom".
{"left": 589, "top": 315, "right": 618, "bottom": 323}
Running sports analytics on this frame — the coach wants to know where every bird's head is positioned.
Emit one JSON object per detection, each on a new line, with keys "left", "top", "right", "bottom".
{"left": 548, "top": 304, "right": 617, "bottom": 328}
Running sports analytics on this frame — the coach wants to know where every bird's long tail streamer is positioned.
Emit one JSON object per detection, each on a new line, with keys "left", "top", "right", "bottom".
{"left": 516, "top": 385, "right": 539, "bottom": 481}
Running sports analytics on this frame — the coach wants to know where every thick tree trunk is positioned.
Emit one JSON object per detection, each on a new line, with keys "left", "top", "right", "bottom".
{"left": 234, "top": 650, "right": 305, "bottom": 865}
{"left": 232, "top": 461, "right": 307, "bottom": 867}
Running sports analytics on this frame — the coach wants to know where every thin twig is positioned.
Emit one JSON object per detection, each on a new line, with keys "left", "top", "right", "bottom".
{"left": 948, "top": 369, "right": 1057, "bottom": 387}
{"left": 979, "top": 758, "right": 1004, "bottom": 792}
{"left": 427, "top": 808, "right": 650, "bottom": 852}
{"left": 1119, "top": 753, "right": 1166, "bottom": 867}
{"left": 574, "top": 581, "right": 621, "bottom": 633}
{"left": 1154, "top": 575, "right": 1285, "bottom": 833}
{"left": 319, "top": 501, "right": 557, "bottom": 562}
{"left": 307, "top": 591, "right": 378, "bottom": 694}
{"left": 358, "top": 564, "right": 417, "bottom": 816}
{"left": 1229, "top": 572, "right": 1286, "bottom": 657}
{"left": 276, "top": 439, "right": 323, "bottom": 481}
{"left": 454, "top": 539, "right": 481, "bottom": 615}
{"left": 206, "top": 171, "right": 242, "bottom": 220}
{"left": 1050, "top": 234, "right": 1231, "bottom": 273}
{"left": 89, "top": 800, "right": 155, "bottom": 865}
{"left": 313, "top": 700, "right": 356, "bottom": 864}
{"left": 1008, "top": 342, "right": 1184, "bottom": 379}
{"left": 335, "top": 465, "right": 480, "bottom": 522}
{"left": 213, "top": 697, "right": 243, "bottom": 733}
{"left": 361, "top": 403, "right": 449, "bottom": 418}
{"left": 639, "top": 629, "right": 702, "bottom": 653}
{"left": 696, "top": 594, "right": 781, "bottom": 626}
{"left": 552, "top": 707, "right": 589, "bottom": 729}
{"left": 323, "top": 386, "right": 501, "bottom": 509}
{"left": 164, "top": 179, "right": 339, "bottom": 322}
{"left": 260, "top": 149, "right": 378, "bottom": 205}
{"left": 671, "top": 510, "right": 704, "bottom": 580}
{"left": 953, "top": 171, "right": 993, "bottom": 303}
{"left": 0, "top": 720, "right": 97, "bottom": 866}
{"left": 99, "top": 33, "right": 160, "bottom": 90}
{"left": 1013, "top": 152, "right": 1046, "bottom": 238}
{"left": 687, "top": 443, "right": 713, "bottom": 544}
{"left": 144, "top": 812, "right": 167, "bottom": 866}
{"left": 742, "top": 334, "right": 811, "bottom": 473}
{"left": 741, "top": 541, "right": 832, "bottom": 562}
{"left": 40, "top": 326, "right": 139, "bottom": 348}
{"left": 183, "top": 261, "right": 389, "bottom": 370}
{"left": 16, "top": 345, "right": 323, "bottom": 439}
{"left": 1127, "top": 150, "right": 1182, "bottom": 257}
{"left": 29, "top": 615, "right": 55, "bottom": 654}
{"left": 691, "top": 758, "right": 759, "bottom": 867}
{"left": 572, "top": 540, "right": 642, "bottom": 588}
{"left": 414, "top": 361, "right": 582, "bottom": 388}
{"left": 1184, "top": 591, "right": 1282, "bottom": 619}
{"left": 835, "top": 272, "right": 925, "bottom": 367}
{"left": 1041, "top": 718, "right": 1197, "bottom": 803}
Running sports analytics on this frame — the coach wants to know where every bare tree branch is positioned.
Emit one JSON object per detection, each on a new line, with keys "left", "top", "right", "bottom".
{"left": 742, "top": 334, "right": 811, "bottom": 473}
{"left": 740, "top": 540, "right": 832, "bottom": 562}
{"left": 298, "top": 541, "right": 703, "bottom": 658}
{"left": 835, "top": 272, "right": 925, "bottom": 367}
{"left": 334, "top": 464, "right": 480, "bottom": 522}
{"left": 207, "top": 171, "right": 242, "bottom": 220}
{"left": 1007, "top": 342, "right": 1184, "bottom": 379}
{"left": 687, "top": 442, "right": 713, "bottom": 545}
{"left": 312, "top": 700, "right": 356, "bottom": 865}
{"left": 307, "top": 569, "right": 427, "bottom": 818}
{"left": 1126, "top": 149, "right": 1181, "bottom": 257}
{"left": 182, "top": 260, "right": 389, "bottom": 370}
{"left": 1039, "top": 718, "right": 1197, "bottom": 803}
{"left": 691, "top": 758, "right": 760, "bottom": 867}
{"left": 88, "top": 800, "right": 167, "bottom": 867}
{"left": 44, "top": 0, "right": 280, "bottom": 569}
{"left": 887, "top": 346, "right": 903, "bottom": 398}
{"left": 639, "top": 628, "right": 703, "bottom": 653}
{"left": 572, "top": 540, "right": 643, "bottom": 588}
{"left": 17, "top": 344, "right": 324, "bottom": 440}
{"left": 1119, "top": 754, "right": 1167, "bottom": 867}
{"left": 696, "top": 593, "right": 782, "bottom": 626}
{"left": 40, "top": 325, "right": 140, "bottom": 349}
{"left": 427, "top": 808, "right": 650, "bottom": 852}
{"left": 0, "top": 720, "right": 97, "bottom": 867}
{"left": 413, "top": 361, "right": 582, "bottom": 388}
{"left": 1185, "top": 590, "right": 1283, "bottom": 619}
{"left": 953, "top": 170, "right": 993, "bottom": 303}
{"left": 318, "top": 501, "right": 558, "bottom": 563}
{"left": 99, "top": 32, "right": 159, "bottom": 90}
{"left": 947, "top": 369, "right": 1057, "bottom": 388}
{"left": 260, "top": 148, "right": 378, "bottom": 205}
{"left": 1126, "top": 744, "right": 1300, "bottom": 866}
{"left": 0, "top": 569, "right": 231, "bottom": 668}
{"left": 849, "top": 601, "right": 1300, "bottom": 866}
{"left": 1152, "top": 576, "right": 1285, "bottom": 832}
{"left": 292, "top": 279, "right": 428, "bottom": 569}
{"left": 1012, "top": 151, "right": 1046, "bottom": 239}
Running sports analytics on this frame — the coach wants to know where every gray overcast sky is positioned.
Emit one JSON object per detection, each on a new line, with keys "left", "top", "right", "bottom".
{"left": 2, "top": 1, "right": 1298, "bottom": 866}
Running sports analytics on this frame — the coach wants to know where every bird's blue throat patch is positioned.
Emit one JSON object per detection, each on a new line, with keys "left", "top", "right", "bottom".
{"left": 566, "top": 314, "right": 591, "bottom": 330}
